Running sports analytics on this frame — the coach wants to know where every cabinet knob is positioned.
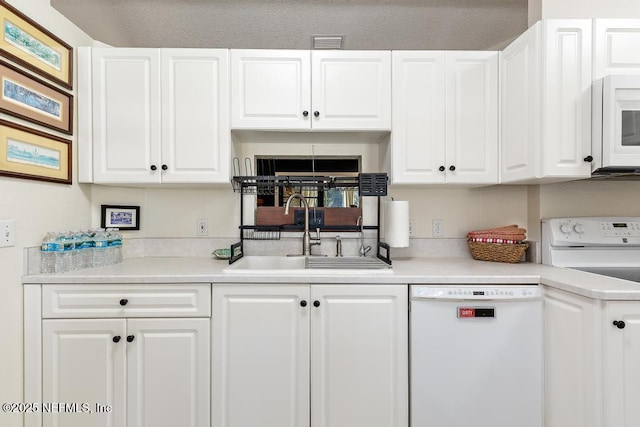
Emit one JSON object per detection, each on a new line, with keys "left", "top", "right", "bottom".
{"left": 161, "top": 164, "right": 168, "bottom": 171}
{"left": 313, "top": 300, "right": 320, "bottom": 307}
{"left": 439, "top": 166, "right": 445, "bottom": 172}
{"left": 127, "top": 335, "right": 135, "bottom": 343}
{"left": 313, "top": 111, "right": 320, "bottom": 118}
{"left": 584, "top": 155, "right": 594, "bottom": 162}
{"left": 150, "top": 165, "right": 157, "bottom": 171}
{"left": 300, "top": 300, "right": 307, "bottom": 307}
{"left": 449, "top": 165, "right": 456, "bottom": 171}
{"left": 119, "top": 299, "right": 128, "bottom": 306}
{"left": 112, "top": 336, "right": 121, "bottom": 343}
{"left": 303, "top": 111, "right": 309, "bottom": 117}
{"left": 613, "top": 320, "right": 626, "bottom": 329}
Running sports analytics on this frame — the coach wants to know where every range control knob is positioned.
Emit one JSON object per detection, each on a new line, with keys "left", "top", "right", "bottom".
{"left": 560, "top": 223, "right": 573, "bottom": 234}
{"left": 573, "top": 223, "right": 586, "bottom": 234}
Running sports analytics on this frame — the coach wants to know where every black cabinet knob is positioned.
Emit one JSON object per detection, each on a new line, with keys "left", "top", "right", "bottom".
{"left": 313, "top": 111, "right": 320, "bottom": 118}
{"left": 613, "top": 320, "right": 626, "bottom": 329}
{"left": 112, "top": 336, "right": 121, "bottom": 343}
{"left": 439, "top": 166, "right": 445, "bottom": 172}
{"left": 127, "top": 335, "right": 135, "bottom": 343}
{"left": 449, "top": 165, "right": 456, "bottom": 172}
{"left": 303, "top": 111, "right": 309, "bottom": 117}
{"left": 150, "top": 165, "right": 157, "bottom": 171}
{"left": 161, "top": 164, "right": 168, "bottom": 171}
{"left": 313, "top": 300, "right": 320, "bottom": 307}
{"left": 300, "top": 300, "right": 307, "bottom": 307}
{"left": 119, "top": 299, "right": 128, "bottom": 306}
{"left": 584, "top": 155, "right": 594, "bottom": 162}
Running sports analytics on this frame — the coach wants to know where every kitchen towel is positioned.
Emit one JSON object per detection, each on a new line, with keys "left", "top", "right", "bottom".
{"left": 467, "top": 224, "right": 526, "bottom": 243}
{"left": 384, "top": 200, "right": 410, "bottom": 247}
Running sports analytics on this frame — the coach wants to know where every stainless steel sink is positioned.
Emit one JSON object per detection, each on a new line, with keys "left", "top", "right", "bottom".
{"left": 222, "top": 256, "right": 392, "bottom": 274}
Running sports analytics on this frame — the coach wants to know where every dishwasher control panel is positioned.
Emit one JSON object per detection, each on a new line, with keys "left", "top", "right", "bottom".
{"left": 411, "top": 285, "right": 541, "bottom": 300}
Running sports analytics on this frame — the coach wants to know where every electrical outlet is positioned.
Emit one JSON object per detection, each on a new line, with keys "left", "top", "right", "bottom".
{"left": 0, "top": 219, "right": 15, "bottom": 247}
{"left": 196, "top": 219, "right": 208, "bottom": 237}
{"left": 432, "top": 219, "right": 444, "bottom": 237}
{"left": 409, "top": 219, "right": 415, "bottom": 237}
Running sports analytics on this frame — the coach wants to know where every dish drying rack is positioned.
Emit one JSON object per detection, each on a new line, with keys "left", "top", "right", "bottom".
{"left": 229, "top": 173, "right": 391, "bottom": 265}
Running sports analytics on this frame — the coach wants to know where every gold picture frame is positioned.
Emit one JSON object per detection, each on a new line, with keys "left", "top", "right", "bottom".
{"left": 0, "top": 118, "right": 71, "bottom": 184}
{"left": 0, "top": 59, "right": 72, "bottom": 134}
{"left": 0, "top": 1, "right": 73, "bottom": 89}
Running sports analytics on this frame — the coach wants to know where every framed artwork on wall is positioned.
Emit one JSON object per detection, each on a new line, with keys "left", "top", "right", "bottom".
{"left": 101, "top": 205, "right": 141, "bottom": 230}
{"left": 0, "top": 59, "right": 72, "bottom": 134}
{"left": 0, "top": 118, "right": 71, "bottom": 184}
{"left": 0, "top": 1, "right": 73, "bottom": 89}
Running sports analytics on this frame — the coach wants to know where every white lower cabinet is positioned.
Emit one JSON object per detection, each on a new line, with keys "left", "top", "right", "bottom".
{"left": 544, "top": 287, "right": 640, "bottom": 427}
{"left": 212, "top": 284, "right": 408, "bottom": 427}
{"left": 26, "top": 284, "right": 211, "bottom": 427}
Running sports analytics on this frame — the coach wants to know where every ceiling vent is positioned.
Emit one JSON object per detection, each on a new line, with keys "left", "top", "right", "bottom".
{"left": 311, "top": 35, "right": 344, "bottom": 49}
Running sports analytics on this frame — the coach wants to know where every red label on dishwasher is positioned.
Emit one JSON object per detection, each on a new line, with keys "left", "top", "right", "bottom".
{"left": 458, "top": 308, "right": 475, "bottom": 318}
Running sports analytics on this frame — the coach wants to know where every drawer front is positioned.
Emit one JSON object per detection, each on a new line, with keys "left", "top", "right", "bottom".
{"left": 42, "top": 284, "right": 211, "bottom": 318}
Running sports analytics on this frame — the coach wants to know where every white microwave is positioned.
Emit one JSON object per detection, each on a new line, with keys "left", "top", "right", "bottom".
{"left": 592, "top": 75, "right": 640, "bottom": 173}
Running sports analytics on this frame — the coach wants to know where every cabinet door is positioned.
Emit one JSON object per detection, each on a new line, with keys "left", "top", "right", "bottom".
{"left": 312, "top": 51, "right": 391, "bottom": 130}
{"left": 212, "top": 285, "right": 310, "bottom": 427}
{"left": 541, "top": 20, "right": 592, "bottom": 179}
{"left": 92, "top": 48, "right": 161, "bottom": 183}
{"left": 310, "top": 285, "right": 408, "bottom": 427}
{"left": 501, "top": 24, "right": 541, "bottom": 183}
{"left": 42, "top": 319, "right": 126, "bottom": 427}
{"left": 603, "top": 302, "right": 640, "bottom": 427}
{"left": 445, "top": 51, "right": 498, "bottom": 184}
{"left": 230, "top": 50, "right": 311, "bottom": 129}
{"left": 390, "top": 51, "right": 446, "bottom": 184}
{"left": 161, "top": 49, "right": 230, "bottom": 183}
{"left": 594, "top": 19, "right": 640, "bottom": 80}
{"left": 127, "top": 318, "right": 210, "bottom": 427}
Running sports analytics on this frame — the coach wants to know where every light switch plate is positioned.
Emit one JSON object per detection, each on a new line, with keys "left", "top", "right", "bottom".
{"left": 0, "top": 220, "right": 15, "bottom": 247}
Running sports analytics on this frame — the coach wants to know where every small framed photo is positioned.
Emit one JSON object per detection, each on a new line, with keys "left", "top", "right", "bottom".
{"left": 101, "top": 205, "right": 140, "bottom": 230}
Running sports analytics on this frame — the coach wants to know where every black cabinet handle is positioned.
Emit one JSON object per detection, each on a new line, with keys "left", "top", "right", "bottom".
{"left": 150, "top": 165, "right": 157, "bottom": 171}
{"left": 313, "top": 300, "right": 320, "bottom": 307}
{"left": 313, "top": 111, "right": 320, "bottom": 118}
{"left": 613, "top": 320, "right": 626, "bottom": 329}
{"left": 584, "top": 155, "right": 594, "bottom": 162}
{"left": 119, "top": 299, "right": 128, "bottom": 306}
{"left": 127, "top": 335, "right": 135, "bottom": 343}
{"left": 113, "top": 336, "right": 121, "bottom": 343}
{"left": 303, "top": 111, "right": 309, "bottom": 117}
{"left": 300, "top": 300, "right": 307, "bottom": 307}
{"left": 161, "top": 164, "right": 168, "bottom": 171}
{"left": 449, "top": 165, "right": 456, "bottom": 172}
{"left": 439, "top": 166, "right": 445, "bottom": 172}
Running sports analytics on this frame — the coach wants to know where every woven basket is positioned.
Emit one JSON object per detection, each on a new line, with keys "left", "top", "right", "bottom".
{"left": 467, "top": 241, "right": 529, "bottom": 263}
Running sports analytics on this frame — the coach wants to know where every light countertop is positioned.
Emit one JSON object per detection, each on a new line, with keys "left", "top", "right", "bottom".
{"left": 22, "top": 256, "right": 640, "bottom": 300}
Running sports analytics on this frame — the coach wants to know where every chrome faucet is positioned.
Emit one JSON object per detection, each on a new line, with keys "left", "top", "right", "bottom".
{"left": 284, "top": 193, "right": 321, "bottom": 256}
{"left": 357, "top": 216, "right": 371, "bottom": 257}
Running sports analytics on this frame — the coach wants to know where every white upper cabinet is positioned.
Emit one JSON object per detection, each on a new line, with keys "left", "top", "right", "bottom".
{"left": 594, "top": 19, "right": 640, "bottom": 80}
{"left": 391, "top": 51, "right": 498, "bottom": 185}
{"left": 80, "top": 47, "right": 230, "bottom": 185}
{"left": 501, "top": 20, "right": 592, "bottom": 184}
{"left": 231, "top": 49, "right": 391, "bottom": 131}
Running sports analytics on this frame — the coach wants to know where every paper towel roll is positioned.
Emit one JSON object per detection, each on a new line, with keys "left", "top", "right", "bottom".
{"left": 384, "top": 200, "right": 409, "bottom": 248}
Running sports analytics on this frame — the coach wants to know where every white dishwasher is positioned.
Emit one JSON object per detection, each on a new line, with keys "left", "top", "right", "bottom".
{"left": 410, "top": 285, "right": 543, "bottom": 427}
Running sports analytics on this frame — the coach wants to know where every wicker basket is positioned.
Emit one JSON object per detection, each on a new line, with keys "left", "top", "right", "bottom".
{"left": 467, "top": 241, "right": 529, "bottom": 263}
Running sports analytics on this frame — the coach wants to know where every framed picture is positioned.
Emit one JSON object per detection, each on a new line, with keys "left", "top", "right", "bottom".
{"left": 0, "top": 59, "right": 72, "bottom": 134}
{"left": 101, "top": 205, "right": 140, "bottom": 231}
{"left": 0, "top": 1, "right": 73, "bottom": 89}
{"left": 0, "top": 118, "right": 71, "bottom": 184}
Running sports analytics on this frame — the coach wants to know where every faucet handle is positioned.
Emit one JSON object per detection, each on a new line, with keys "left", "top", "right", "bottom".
{"left": 335, "top": 235, "right": 343, "bottom": 257}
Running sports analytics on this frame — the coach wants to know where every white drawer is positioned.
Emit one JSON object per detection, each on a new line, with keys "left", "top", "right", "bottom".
{"left": 42, "top": 284, "right": 211, "bottom": 318}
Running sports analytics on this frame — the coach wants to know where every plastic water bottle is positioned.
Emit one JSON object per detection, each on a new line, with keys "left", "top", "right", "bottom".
{"left": 105, "top": 228, "right": 116, "bottom": 265}
{"left": 112, "top": 228, "right": 123, "bottom": 264}
{"left": 92, "top": 228, "right": 109, "bottom": 268}
{"left": 40, "top": 232, "right": 58, "bottom": 274}
{"left": 55, "top": 231, "right": 74, "bottom": 273}
{"left": 76, "top": 230, "right": 94, "bottom": 269}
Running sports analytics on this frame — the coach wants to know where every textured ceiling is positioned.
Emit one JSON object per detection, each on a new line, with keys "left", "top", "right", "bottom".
{"left": 51, "top": 0, "right": 528, "bottom": 50}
